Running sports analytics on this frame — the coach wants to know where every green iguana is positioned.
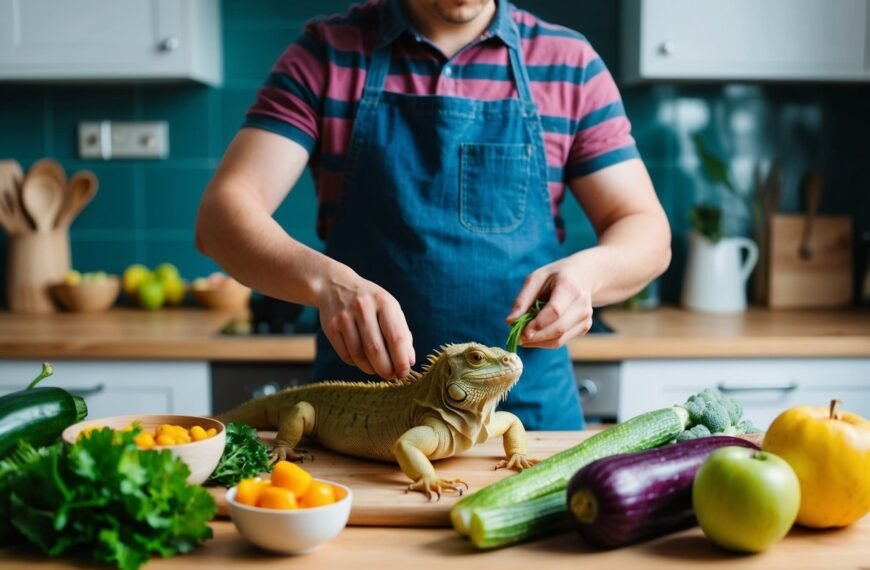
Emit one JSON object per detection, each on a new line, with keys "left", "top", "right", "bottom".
{"left": 216, "top": 342, "right": 538, "bottom": 499}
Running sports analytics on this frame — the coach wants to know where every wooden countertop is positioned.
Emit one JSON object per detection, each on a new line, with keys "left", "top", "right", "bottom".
{"left": 0, "top": 306, "right": 868, "bottom": 362}
{"left": 2, "top": 509, "right": 867, "bottom": 569}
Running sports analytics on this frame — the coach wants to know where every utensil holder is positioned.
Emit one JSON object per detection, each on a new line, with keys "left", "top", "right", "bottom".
{"left": 6, "top": 228, "right": 71, "bottom": 313}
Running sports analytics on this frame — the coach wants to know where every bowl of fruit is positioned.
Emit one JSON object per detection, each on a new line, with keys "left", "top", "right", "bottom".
{"left": 52, "top": 270, "right": 121, "bottom": 313}
{"left": 62, "top": 414, "right": 226, "bottom": 484}
{"left": 227, "top": 461, "right": 352, "bottom": 555}
{"left": 122, "top": 263, "right": 188, "bottom": 310}
{"left": 191, "top": 272, "right": 251, "bottom": 311}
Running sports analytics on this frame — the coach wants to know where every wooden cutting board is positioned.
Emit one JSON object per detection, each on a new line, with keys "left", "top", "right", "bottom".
{"left": 767, "top": 214, "right": 853, "bottom": 308}
{"left": 206, "top": 431, "right": 596, "bottom": 527}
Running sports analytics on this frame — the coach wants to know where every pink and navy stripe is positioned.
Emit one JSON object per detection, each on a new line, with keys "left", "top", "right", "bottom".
{"left": 245, "top": 0, "right": 639, "bottom": 241}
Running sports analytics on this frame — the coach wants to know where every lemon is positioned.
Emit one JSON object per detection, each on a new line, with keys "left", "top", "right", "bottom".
{"left": 64, "top": 270, "right": 82, "bottom": 286}
{"left": 163, "top": 277, "right": 186, "bottom": 306}
{"left": 154, "top": 262, "right": 180, "bottom": 283}
{"left": 123, "top": 264, "right": 152, "bottom": 299}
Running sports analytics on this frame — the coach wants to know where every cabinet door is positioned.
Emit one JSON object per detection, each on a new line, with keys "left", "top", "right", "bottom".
{"left": 0, "top": 0, "right": 188, "bottom": 78}
{"left": 0, "top": 360, "right": 210, "bottom": 418}
{"left": 619, "top": 359, "right": 870, "bottom": 429}
{"left": 625, "top": 0, "right": 870, "bottom": 81}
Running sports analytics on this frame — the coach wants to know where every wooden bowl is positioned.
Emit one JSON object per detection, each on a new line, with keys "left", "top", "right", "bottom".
{"left": 191, "top": 280, "right": 251, "bottom": 311}
{"left": 62, "top": 414, "right": 226, "bottom": 484}
{"left": 52, "top": 277, "right": 120, "bottom": 313}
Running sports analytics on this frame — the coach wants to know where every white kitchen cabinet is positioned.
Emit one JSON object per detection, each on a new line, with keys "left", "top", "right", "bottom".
{"left": 619, "top": 358, "right": 870, "bottom": 430}
{"left": 0, "top": 360, "right": 211, "bottom": 418}
{"left": 621, "top": 0, "right": 870, "bottom": 83}
{"left": 0, "top": 0, "right": 221, "bottom": 85}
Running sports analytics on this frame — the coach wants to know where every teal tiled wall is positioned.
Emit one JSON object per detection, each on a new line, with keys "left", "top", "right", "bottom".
{"left": 1, "top": 0, "right": 868, "bottom": 305}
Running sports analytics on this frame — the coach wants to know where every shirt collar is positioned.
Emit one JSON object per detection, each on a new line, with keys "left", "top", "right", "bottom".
{"left": 379, "top": 0, "right": 519, "bottom": 50}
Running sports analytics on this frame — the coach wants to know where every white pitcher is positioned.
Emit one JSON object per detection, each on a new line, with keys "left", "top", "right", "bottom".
{"left": 681, "top": 231, "right": 759, "bottom": 314}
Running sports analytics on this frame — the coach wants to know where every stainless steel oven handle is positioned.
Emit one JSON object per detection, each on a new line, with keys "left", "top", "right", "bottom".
{"left": 717, "top": 382, "right": 799, "bottom": 394}
{"left": 66, "top": 384, "right": 106, "bottom": 397}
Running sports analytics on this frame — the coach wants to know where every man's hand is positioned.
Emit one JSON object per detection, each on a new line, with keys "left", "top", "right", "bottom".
{"left": 506, "top": 257, "right": 593, "bottom": 349}
{"left": 318, "top": 270, "right": 415, "bottom": 380}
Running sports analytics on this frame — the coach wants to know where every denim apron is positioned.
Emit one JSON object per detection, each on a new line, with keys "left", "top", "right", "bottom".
{"left": 311, "top": 29, "right": 584, "bottom": 430}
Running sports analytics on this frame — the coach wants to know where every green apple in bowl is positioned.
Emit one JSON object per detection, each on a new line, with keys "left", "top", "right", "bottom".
{"left": 693, "top": 446, "right": 800, "bottom": 553}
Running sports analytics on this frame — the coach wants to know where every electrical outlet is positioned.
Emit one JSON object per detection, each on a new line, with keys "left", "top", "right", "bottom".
{"left": 78, "top": 121, "right": 169, "bottom": 160}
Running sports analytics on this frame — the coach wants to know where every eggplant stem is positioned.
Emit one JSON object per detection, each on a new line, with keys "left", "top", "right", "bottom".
{"left": 569, "top": 488, "right": 598, "bottom": 525}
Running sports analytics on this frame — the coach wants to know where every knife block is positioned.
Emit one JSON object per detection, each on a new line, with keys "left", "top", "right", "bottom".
{"left": 767, "top": 214, "right": 853, "bottom": 308}
{"left": 6, "top": 228, "right": 71, "bottom": 313}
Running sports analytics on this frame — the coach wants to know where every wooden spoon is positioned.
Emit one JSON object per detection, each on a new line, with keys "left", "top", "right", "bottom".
{"left": 55, "top": 170, "right": 99, "bottom": 229}
{"left": 21, "top": 174, "right": 64, "bottom": 233}
{"left": 0, "top": 160, "right": 30, "bottom": 235}
{"left": 798, "top": 171, "right": 823, "bottom": 260}
{"left": 28, "top": 158, "right": 66, "bottom": 193}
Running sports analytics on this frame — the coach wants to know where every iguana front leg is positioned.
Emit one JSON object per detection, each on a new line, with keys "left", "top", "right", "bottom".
{"left": 272, "top": 401, "right": 316, "bottom": 463}
{"left": 488, "top": 411, "right": 539, "bottom": 470}
{"left": 392, "top": 419, "right": 467, "bottom": 501}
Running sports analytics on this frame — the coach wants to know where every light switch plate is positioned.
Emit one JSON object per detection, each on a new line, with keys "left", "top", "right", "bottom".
{"left": 78, "top": 121, "right": 169, "bottom": 160}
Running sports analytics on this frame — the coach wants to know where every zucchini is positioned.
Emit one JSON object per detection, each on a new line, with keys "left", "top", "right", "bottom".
{"left": 469, "top": 490, "right": 568, "bottom": 549}
{"left": 451, "top": 405, "right": 689, "bottom": 536}
{"left": 0, "top": 363, "right": 88, "bottom": 458}
{"left": 567, "top": 436, "right": 759, "bottom": 548}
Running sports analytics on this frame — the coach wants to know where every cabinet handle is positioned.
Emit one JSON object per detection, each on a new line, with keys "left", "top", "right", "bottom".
{"left": 659, "top": 40, "right": 677, "bottom": 56}
{"left": 716, "top": 382, "right": 798, "bottom": 394}
{"left": 576, "top": 378, "right": 599, "bottom": 402}
{"left": 159, "top": 36, "right": 180, "bottom": 52}
{"left": 66, "top": 384, "right": 106, "bottom": 397}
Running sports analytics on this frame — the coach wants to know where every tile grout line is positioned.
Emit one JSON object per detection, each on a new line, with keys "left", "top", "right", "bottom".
{"left": 43, "top": 87, "right": 54, "bottom": 157}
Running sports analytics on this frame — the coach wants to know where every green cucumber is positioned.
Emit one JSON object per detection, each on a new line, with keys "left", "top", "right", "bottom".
{"left": 0, "top": 363, "right": 88, "bottom": 458}
{"left": 469, "top": 490, "right": 568, "bottom": 549}
{"left": 450, "top": 406, "right": 689, "bottom": 536}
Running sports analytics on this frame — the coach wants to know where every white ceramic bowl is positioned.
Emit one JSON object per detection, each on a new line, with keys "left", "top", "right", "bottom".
{"left": 227, "top": 481, "right": 352, "bottom": 555}
{"left": 61, "top": 414, "right": 226, "bottom": 485}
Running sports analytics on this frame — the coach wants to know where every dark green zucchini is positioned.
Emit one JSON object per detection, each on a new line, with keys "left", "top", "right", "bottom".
{"left": 0, "top": 363, "right": 88, "bottom": 457}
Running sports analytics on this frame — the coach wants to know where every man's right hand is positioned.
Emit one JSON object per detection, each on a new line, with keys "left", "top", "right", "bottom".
{"left": 317, "top": 270, "right": 415, "bottom": 381}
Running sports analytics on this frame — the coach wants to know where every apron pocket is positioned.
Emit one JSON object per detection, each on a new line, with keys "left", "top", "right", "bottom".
{"left": 460, "top": 143, "right": 531, "bottom": 233}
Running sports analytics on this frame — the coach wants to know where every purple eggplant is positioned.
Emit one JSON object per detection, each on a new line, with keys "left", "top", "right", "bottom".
{"left": 566, "top": 436, "right": 759, "bottom": 548}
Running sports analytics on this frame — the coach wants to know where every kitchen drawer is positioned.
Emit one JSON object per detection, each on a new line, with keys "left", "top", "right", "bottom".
{"left": 619, "top": 358, "right": 870, "bottom": 429}
{"left": 0, "top": 360, "right": 210, "bottom": 418}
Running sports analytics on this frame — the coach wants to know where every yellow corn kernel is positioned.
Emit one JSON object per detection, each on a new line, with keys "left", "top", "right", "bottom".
{"left": 190, "top": 425, "right": 208, "bottom": 441}
{"left": 155, "top": 434, "right": 176, "bottom": 446}
{"left": 172, "top": 425, "right": 189, "bottom": 437}
{"left": 175, "top": 433, "right": 191, "bottom": 444}
{"left": 134, "top": 432, "right": 156, "bottom": 450}
{"left": 205, "top": 427, "right": 217, "bottom": 437}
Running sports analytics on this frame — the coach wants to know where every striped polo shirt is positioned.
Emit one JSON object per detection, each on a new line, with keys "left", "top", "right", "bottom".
{"left": 245, "top": 0, "right": 639, "bottom": 242}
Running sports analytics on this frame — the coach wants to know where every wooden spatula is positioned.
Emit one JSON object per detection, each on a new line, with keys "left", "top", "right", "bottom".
{"left": 21, "top": 174, "right": 64, "bottom": 234}
{"left": 55, "top": 170, "right": 99, "bottom": 229}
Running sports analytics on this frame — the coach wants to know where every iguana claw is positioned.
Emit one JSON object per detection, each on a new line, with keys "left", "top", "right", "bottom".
{"left": 405, "top": 476, "right": 468, "bottom": 501}
{"left": 270, "top": 446, "right": 315, "bottom": 464}
{"left": 494, "top": 453, "right": 539, "bottom": 471}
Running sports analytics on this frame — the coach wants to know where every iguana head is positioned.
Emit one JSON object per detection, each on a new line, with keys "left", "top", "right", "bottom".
{"left": 421, "top": 342, "right": 523, "bottom": 412}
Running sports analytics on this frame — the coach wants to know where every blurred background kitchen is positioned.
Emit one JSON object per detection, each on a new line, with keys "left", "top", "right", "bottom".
{"left": 1, "top": 0, "right": 868, "bottom": 427}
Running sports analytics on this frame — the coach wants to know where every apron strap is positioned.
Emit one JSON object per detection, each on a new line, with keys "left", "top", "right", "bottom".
{"left": 363, "top": 45, "right": 392, "bottom": 101}
{"left": 506, "top": 23, "right": 535, "bottom": 105}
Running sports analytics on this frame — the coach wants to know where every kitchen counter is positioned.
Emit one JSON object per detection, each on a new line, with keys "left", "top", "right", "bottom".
{"left": 4, "top": 518, "right": 868, "bottom": 569}
{"left": 0, "top": 306, "right": 868, "bottom": 362}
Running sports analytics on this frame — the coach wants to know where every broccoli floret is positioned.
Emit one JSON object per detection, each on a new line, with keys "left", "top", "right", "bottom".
{"left": 676, "top": 424, "right": 712, "bottom": 442}
{"left": 736, "top": 419, "right": 762, "bottom": 434}
{"left": 681, "top": 388, "right": 750, "bottom": 435}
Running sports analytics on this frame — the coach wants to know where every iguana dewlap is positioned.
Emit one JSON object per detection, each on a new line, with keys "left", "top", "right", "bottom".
{"left": 216, "top": 342, "right": 537, "bottom": 499}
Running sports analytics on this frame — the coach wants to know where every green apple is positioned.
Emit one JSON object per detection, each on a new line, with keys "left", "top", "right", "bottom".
{"left": 693, "top": 446, "right": 800, "bottom": 553}
{"left": 138, "top": 277, "right": 166, "bottom": 311}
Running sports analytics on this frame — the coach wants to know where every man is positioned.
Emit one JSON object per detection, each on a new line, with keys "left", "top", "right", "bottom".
{"left": 196, "top": 0, "right": 671, "bottom": 430}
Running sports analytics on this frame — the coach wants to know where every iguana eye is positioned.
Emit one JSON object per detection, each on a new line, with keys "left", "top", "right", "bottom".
{"left": 466, "top": 350, "right": 485, "bottom": 366}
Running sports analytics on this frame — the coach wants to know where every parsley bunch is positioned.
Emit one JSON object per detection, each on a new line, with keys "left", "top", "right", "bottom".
{"left": 0, "top": 428, "right": 215, "bottom": 570}
{"left": 505, "top": 299, "right": 545, "bottom": 353}
{"left": 204, "top": 422, "right": 272, "bottom": 488}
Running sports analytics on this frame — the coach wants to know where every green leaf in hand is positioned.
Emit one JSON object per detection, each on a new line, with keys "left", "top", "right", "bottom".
{"left": 506, "top": 299, "right": 545, "bottom": 353}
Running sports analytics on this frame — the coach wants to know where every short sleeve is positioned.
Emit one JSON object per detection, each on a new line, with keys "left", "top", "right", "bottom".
{"left": 243, "top": 22, "right": 328, "bottom": 154}
{"left": 565, "top": 49, "right": 640, "bottom": 180}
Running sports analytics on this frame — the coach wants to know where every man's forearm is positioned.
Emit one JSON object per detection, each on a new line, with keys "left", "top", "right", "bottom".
{"left": 195, "top": 184, "right": 349, "bottom": 308}
{"left": 568, "top": 211, "right": 671, "bottom": 307}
